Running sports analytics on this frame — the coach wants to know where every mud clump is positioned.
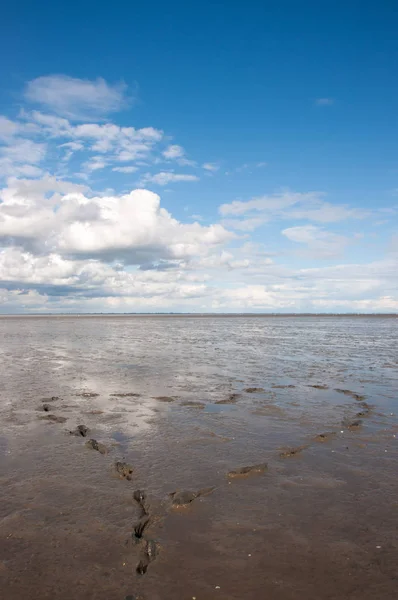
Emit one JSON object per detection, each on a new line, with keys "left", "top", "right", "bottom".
{"left": 346, "top": 420, "right": 363, "bottom": 431}
{"left": 42, "top": 403, "right": 51, "bottom": 412}
{"left": 76, "top": 392, "right": 100, "bottom": 398}
{"left": 245, "top": 387, "right": 265, "bottom": 393}
{"left": 85, "top": 439, "right": 108, "bottom": 454}
{"left": 279, "top": 445, "right": 308, "bottom": 458}
{"left": 216, "top": 393, "right": 240, "bottom": 404}
{"left": 115, "top": 461, "right": 134, "bottom": 480}
{"left": 272, "top": 384, "right": 296, "bottom": 389}
{"left": 315, "top": 432, "right": 337, "bottom": 443}
{"left": 136, "top": 539, "right": 158, "bottom": 575}
{"left": 42, "top": 414, "right": 67, "bottom": 423}
{"left": 110, "top": 392, "right": 141, "bottom": 397}
{"left": 228, "top": 463, "right": 268, "bottom": 478}
{"left": 70, "top": 424, "right": 89, "bottom": 437}
{"left": 133, "top": 489, "right": 152, "bottom": 516}
{"left": 169, "top": 487, "right": 215, "bottom": 507}
{"left": 153, "top": 396, "right": 175, "bottom": 402}
{"left": 180, "top": 401, "right": 205, "bottom": 409}
{"left": 356, "top": 402, "right": 372, "bottom": 418}
{"left": 335, "top": 389, "right": 365, "bottom": 401}
{"left": 309, "top": 384, "right": 329, "bottom": 390}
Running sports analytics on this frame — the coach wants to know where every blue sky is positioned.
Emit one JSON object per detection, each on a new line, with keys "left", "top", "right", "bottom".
{"left": 0, "top": 1, "right": 397, "bottom": 312}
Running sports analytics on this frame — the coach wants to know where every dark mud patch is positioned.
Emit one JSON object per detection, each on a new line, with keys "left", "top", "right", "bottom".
{"left": 309, "top": 384, "right": 329, "bottom": 390}
{"left": 279, "top": 445, "right": 308, "bottom": 458}
{"left": 228, "top": 463, "right": 268, "bottom": 478}
{"left": 70, "top": 424, "right": 89, "bottom": 437}
{"left": 180, "top": 401, "right": 205, "bottom": 409}
{"left": 245, "top": 387, "right": 265, "bottom": 393}
{"left": 41, "top": 403, "right": 51, "bottom": 412}
{"left": 75, "top": 392, "right": 100, "bottom": 398}
{"left": 115, "top": 461, "right": 134, "bottom": 480}
{"left": 153, "top": 396, "right": 176, "bottom": 403}
{"left": 110, "top": 392, "right": 141, "bottom": 398}
{"left": 272, "top": 384, "right": 296, "bottom": 389}
{"left": 335, "top": 389, "right": 366, "bottom": 401}
{"left": 83, "top": 409, "right": 104, "bottom": 415}
{"left": 344, "top": 420, "right": 363, "bottom": 431}
{"left": 215, "top": 393, "right": 241, "bottom": 404}
{"left": 85, "top": 439, "right": 108, "bottom": 454}
{"left": 169, "top": 487, "right": 215, "bottom": 507}
{"left": 315, "top": 432, "right": 337, "bottom": 443}
{"left": 356, "top": 401, "right": 373, "bottom": 418}
{"left": 41, "top": 414, "right": 67, "bottom": 423}
{"left": 133, "top": 515, "right": 151, "bottom": 540}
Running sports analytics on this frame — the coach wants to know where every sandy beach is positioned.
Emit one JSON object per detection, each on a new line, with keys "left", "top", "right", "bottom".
{"left": 0, "top": 315, "right": 397, "bottom": 600}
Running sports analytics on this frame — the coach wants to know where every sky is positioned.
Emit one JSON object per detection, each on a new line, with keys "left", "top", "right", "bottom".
{"left": 0, "top": 1, "right": 397, "bottom": 313}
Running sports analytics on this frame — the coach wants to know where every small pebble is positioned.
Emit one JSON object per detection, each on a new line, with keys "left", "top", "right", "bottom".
{"left": 215, "top": 586, "right": 220, "bottom": 589}
{"left": 376, "top": 545, "right": 381, "bottom": 549}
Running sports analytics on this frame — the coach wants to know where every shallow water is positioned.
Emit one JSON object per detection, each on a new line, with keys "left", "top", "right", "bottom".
{"left": 0, "top": 316, "right": 397, "bottom": 599}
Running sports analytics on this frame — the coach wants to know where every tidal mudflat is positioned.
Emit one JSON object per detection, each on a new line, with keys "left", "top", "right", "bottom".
{"left": 0, "top": 315, "right": 397, "bottom": 599}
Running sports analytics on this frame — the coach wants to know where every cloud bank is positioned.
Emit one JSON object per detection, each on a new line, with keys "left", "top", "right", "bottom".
{"left": 0, "top": 75, "right": 396, "bottom": 313}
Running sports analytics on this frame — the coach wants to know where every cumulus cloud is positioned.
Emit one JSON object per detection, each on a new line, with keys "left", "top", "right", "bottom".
{"left": 163, "top": 145, "right": 185, "bottom": 159}
{"left": 25, "top": 75, "right": 129, "bottom": 120}
{"left": 0, "top": 178, "right": 232, "bottom": 265}
{"left": 0, "top": 75, "right": 396, "bottom": 313}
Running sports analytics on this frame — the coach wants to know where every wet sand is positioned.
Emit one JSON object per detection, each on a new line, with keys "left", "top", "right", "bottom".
{"left": 0, "top": 316, "right": 397, "bottom": 599}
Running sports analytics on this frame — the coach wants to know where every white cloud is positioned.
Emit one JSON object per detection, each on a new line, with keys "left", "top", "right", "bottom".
{"left": 163, "top": 144, "right": 185, "bottom": 160}
{"left": 203, "top": 162, "right": 219, "bottom": 172}
{"left": 0, "top": 75, "right": 395, "bottom": 313}
{"left": 141, "top": 172, "right": 199, "bottom": 186}
{"left": 222, "top": 217, "right": 266, "bottom": 231}
{"left": 219, "top": 190, "right": 367, "bottom": 224}
{"left": 0, "top": 179, "right": 231, "bottom": 265}
{"left": 0, "top": 116, "right": 19, "bottom": 140}
{"left": 0, "top": 160, "right": 43, "bottom": 178}
{"left": 282, "top": 225, "right": 349, "bottom": 258}
{"left": 112, "top": 166, "right": 138, "bottom": 173}
{"left": 1, "top": 139, "right": 46, "bottom": 164}
{"left": 220, "top": 191, "right": 320, "bottom": 216}
{"left": 25, "top": 75, "right": 129, "bottom": 120}
{"left": 82, "top": 156, "right": 107, "bottom": 172}
{"left": 0, "top": 136, "right": 47, "bottom": 179}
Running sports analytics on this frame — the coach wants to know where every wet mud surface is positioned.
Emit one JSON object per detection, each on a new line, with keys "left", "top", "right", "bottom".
{"left": 0, "top": 315, "right": 397, "bottom": 599}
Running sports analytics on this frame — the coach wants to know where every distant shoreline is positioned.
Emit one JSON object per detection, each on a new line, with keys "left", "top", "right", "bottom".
{"left": 0, "top": 313, "right": 397, "bottom": 318}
